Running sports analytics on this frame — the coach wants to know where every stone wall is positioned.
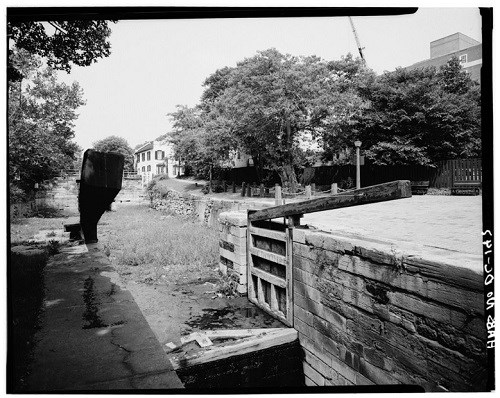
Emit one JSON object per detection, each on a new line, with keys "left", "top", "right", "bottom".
{"left": 218, "top": 212, "right": 248, "bottom": 295}
{"left": 292, "top": 227, "right": 487, "bottom": 391}
{"left": 150, "top": 187, "right": 262, "bottom": 228}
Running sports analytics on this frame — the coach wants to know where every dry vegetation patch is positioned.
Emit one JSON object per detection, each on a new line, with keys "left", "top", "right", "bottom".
{"left": 99, "top": 204, "right": 221, "bottom": 286}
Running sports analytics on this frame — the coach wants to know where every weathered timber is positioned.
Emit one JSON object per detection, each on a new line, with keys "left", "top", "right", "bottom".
{"left": 202, "top": 328, "right": 286, "bottom": 339}
{"left": 169, "top": 328, "right": 298, "bottom": 370}
{"left": 249, "top": 246, "right": 288, "bottom": 266}
{"left": 248, "top": 225, "right": 287, "bottom": 242}
{"left": 250, "top": 266, "right": 287, "bottom": 288}
{"left": 249, "top": 180, "right": 412, "bottom": 222}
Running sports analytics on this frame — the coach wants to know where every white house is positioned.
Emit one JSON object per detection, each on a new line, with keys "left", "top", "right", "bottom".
{"left": 134, "top": 139, "right": 184, "bottom": 185}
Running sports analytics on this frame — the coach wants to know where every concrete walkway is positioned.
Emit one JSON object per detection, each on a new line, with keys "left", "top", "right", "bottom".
{"left": 23, "top": 243, "right": 184, "bottom": 392}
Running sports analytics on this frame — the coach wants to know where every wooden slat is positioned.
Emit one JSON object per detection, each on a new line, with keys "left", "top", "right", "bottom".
{"left": 249, "top": 246, "right": 288, "bottom": 266}
{"left": 249, "top": 180, "right": 412, "bottom": 222}
{"left": 202, "top": 328, "right": 286, "bottom": 339}
{"left": 247, "top": 217, "right": 256, "bottom": 301}
{"left": 169, "top": 328, "right": 298, "bottom": 369}
{"left": 251, "top": 267, "right": 287, "bottom": 288}
{"left": 248, "top": 225, "right": 287, "bottom": 242}
{"left": 286, "top": 223, "right": 294, "bottom": 326}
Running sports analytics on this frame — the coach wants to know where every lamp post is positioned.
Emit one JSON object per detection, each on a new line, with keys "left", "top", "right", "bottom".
{"left": 354, "top": 140, "right": 362, "bottom": 189}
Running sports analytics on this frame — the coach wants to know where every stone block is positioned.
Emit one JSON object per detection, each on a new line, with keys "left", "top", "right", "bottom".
{"left": 329, "top": 351, "right": 358, "bottom": 384}
{"left": 293, "top": 228, "right": 307, "bottom": 244}
{"left": 304, "top": 231, "right": 354, "bottom": 253}
{"left": 236, "top": 284, "right": 247, "bottom": 294}
{"left": 219, "top": 263, "right": 227, "bottom": 275}
{"left": 294, "top": 304, "right": 313, "bottom": 326}
{"left": 298, "top": 333, "right": 331, "bottom": 366}
{"left": 294, "top": 280, "right": 322, "bottom": 303}
{"left": 426, "top": 280, "right": 484, "bottom": 315}
{"left": 218, "top": 211, "right": 248, "bottom": 227}
{"left": 304, "top": 376, "right": 318, "bottom": 387}
{"left": 358, "top": 358, "right": 399, "bottom": 385}
{"left": 303, "top": 362, "right": 325, "bottom": 386}
{"left": 304, "top": 347, "right": 332, "bottom": 379}
{"left": 294, "top": 267, "right": 318, "bottom": 288}
{"left": 387, "top": 290, "right": 468, "bottom": 329}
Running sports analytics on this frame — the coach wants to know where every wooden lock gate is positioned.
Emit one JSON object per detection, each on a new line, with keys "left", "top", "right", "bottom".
{"left": 246, "top": 180, "right": 413, "bottom": 327}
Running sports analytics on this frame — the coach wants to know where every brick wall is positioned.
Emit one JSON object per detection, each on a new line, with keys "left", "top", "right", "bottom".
{"left": 292, "top": 228, "right": 487, "bottom": 391}
{"left": 218, "top": 212, "right": 248, "bottom": 295}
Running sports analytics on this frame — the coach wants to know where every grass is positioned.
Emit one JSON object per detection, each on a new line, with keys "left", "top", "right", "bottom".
{"left": 8, "top": 250, "right": 48, "bottom": 392}
{"left": 99, "top": 205, "right": 221, "bottom": 285}
{"left": 10, "top": 217, "right": 69, "bottom": 246}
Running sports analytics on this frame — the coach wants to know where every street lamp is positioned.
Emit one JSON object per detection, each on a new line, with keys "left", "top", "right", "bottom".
{"left": 354, "top": 140, "right": 362, "bottom": 189}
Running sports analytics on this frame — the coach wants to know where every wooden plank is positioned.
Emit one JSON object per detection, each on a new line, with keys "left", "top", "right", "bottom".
{"left": 169, "top": 328, "right": 298, "bottom": 370}
{"left": 247, "top": 215, "right": 255, "bottom": 300}
{"left": 251, "top": 299, "right": 289, "bottom": 326}
{"left": 251, "top": 267, "right": 287, "bottom": 288}
{"left": 286, "top": 224, "right": 294, "bottom": 326}
{"left": 270, "top": 284, "right": 279, "bottom": 311}
{"left": 202, "top": 328, "right": 286, "bottom": 339}
{"left": 248, "top": 224, "right": 287, "bottom": 242}
{"left": 249, "top": 246, "right": 288, "bottom": 266}
{"left": 248, "top": 180, "right": 412, "bottom": 222}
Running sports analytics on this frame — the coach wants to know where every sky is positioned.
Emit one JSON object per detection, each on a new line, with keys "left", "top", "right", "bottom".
{"left": 51, "top": 7, "right": 483, "bottom": 151}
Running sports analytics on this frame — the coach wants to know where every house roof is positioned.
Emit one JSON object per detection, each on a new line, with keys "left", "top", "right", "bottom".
{"left": 135, "top": 141, "right": 153, "bottom": 154}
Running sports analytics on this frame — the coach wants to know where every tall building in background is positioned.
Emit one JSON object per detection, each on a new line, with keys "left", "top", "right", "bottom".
{"left": 405, "top": 32, "right": 482, "bottom": 83}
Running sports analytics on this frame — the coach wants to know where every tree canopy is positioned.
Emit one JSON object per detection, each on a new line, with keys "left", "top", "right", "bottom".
{"left": 9, "top": 50, "right": 84, "bottom": 193}
{"left": 347, "top": 57, "right": 481, "bottom": 165}
{"left": 93, "top": 135, "right": 135, "bottom": 171}
{"left": 8, "top": 20, "right": 114, "bottom": 81}
{"left": 167, "top": 50, "right": 481, "bottom": 188}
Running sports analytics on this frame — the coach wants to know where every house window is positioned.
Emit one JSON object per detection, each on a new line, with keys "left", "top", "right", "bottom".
{"left": 136, "top": 154, "right": 140, "bottom": 163}
{"left": 147, "top": 165, "right": 151, "bottom": 172}
{"left": 147, "top": 151, "right": 151, "bottom": 161}
{"left": 142, "top": 166, "right": 145, "bottom": 172}
{"left": 141, "top": 153, "right": 145, "bottom": 161}
{"left": 459, "top": 54, "right": 467, "bottom": 64}
{"left": 161, "top": 151, "right": 165, "bottom": 160}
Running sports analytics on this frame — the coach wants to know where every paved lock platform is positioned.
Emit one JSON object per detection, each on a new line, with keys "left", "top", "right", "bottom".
{"left": 22, "top": 243, "right": 184, "bottom": 392}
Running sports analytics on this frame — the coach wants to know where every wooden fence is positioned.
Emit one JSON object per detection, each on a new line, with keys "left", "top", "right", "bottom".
{"left": 305, "top": 158, "right": 482, "bottom": 189}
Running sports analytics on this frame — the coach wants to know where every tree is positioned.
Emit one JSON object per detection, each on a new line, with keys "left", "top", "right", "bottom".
{"left": 350, "top": 58, "right": 481, "bottom": 165}
{"left": 8, "top": 20, "right": 114, "bottom": 81}
{"left": 92, "top": 136, "right": 135, "bottom": 171}
{"left": 201, "top": 49, "right": 369, "bottom": 190}
{"left": 9, "top": 50, "right": 84, "bottom": 193}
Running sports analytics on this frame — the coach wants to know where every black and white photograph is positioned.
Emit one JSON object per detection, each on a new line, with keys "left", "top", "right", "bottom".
{"left": 5, "top": 2, "right": 495, "bottom": 393}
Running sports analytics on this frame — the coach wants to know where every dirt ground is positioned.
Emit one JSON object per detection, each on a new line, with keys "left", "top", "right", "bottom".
{"left": 96, "top": 204, "right": 285, "bottom": 353}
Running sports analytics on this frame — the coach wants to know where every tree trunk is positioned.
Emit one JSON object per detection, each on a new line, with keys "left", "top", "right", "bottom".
{"left": 278, "top": 119, "right": 298, "bottom": 192}
{"left": 278, "top": 164, "right": 298, "bottom": 193}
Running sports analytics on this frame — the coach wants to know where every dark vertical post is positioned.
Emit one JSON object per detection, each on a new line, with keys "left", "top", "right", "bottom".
{"left": 241, "top": 182, "right": 246, "bottom": 197}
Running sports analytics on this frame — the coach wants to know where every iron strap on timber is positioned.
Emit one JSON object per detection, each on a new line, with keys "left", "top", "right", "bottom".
{"left": 246, "top": 180, "right": 412, "bottom": 326}
{"left": 248, "top": 180, "right": 412, "bottom": 222}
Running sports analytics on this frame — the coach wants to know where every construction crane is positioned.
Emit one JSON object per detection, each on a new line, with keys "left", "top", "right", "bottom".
{"left": 348, "top": 17, "right": 366, "bottom": 65}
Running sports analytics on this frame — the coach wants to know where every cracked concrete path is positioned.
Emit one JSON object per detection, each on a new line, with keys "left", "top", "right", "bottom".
{"left": 23, "top": 243, "right": 184, "bottom": 392}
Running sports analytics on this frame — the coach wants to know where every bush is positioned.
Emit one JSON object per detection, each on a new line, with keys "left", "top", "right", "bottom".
{"left": 10, "top": 184, "right": 26, "bottom": 204}
{"left": 201, "top": 181, "right": 225, "bottom": 194}
{"left": 30, "top": 204, "right": 64, "bottom": 218}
